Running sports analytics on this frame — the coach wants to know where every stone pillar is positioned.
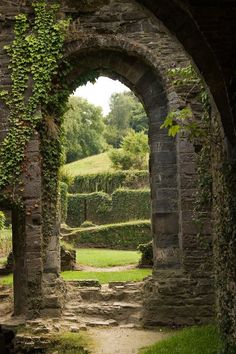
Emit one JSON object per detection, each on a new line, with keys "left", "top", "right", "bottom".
{"left": 12, "top": 133, "right": 43, "bottom": 318}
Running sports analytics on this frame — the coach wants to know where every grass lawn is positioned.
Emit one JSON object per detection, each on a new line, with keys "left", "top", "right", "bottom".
{"left": 46, "top": 332, "right": 92, "bottom": 354}
{"left": 0, "top": 257, "right": 7, "bottom": 266}
{"left": 62, "top": 269, "right": 151, "bottom": 283}
{"left": 140, "top": 325, "right": 222, "bottom": 354}
{"left": 62, "top": 152, "right": 113, "bottom": 177}
{"left": 0, "top": 269, "right": 152, "bottom": 286}
{"left": 0, "top": 274, "right": 12, "bottom": 286}
{"left": 76, "top": 248, "right": 141, "bottom": 267}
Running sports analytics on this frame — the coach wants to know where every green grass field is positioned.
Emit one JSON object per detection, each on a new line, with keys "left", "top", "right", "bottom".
{"left": 0, "top": 269, "right": 152, "bottom": 286}
{"left": 0, "top": 257, "right": 7, "bottom": 265}
{"left": 62, "top": 269, "right": 152, "bottom": 283}
{"left": 139, "top": 325, "right": 222, "bottom": 354}
{"left": 76, "top": 248, "right": 141, "bottom": 267}
{"left": 46, "top": 332, "right": 91, "bottom": 354}
{"left": 0, "top": 248, "right": 150, "bottom": 285}
{"left": 62, "top": 152, "right": 113, "bottom": 177}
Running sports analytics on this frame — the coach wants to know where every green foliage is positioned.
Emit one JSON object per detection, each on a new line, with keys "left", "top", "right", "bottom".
{"left": 80, "top": 221, "right": 96, "bottom": 228}
{"left": 66, "top": 189, "right": 150, "bottom": 227}
{"left": 137, "top": 241, "right": 153, "bottom": 268}
{"left": 60, "top": 169, "right": 75, "bottom": 187}
{"left": 109, "top": 149, "right": 134, "bottom": 170}
{"left": 161, "top": 107, "right": 195, "bottom": 138}
{"left": 162, "top": 65, "right": 212, "bottom": 233}
{"left": 67, "top": 192, "right": 111, "bottom": 227}
{"left": 140, "top": 325, "right": 222, "bottom": 354}
{"left": 0, "top": 229, "right": 12, "bottom": 257}
{"left": 104, "top": 91, "right": 147, "bottom": 147}
{"left": 47, "top": 333, "right": 91, "bottom": 354}
{"left": 109, "top": 130, "right": 149, "bottom": 170}
{"left": 69, "top": 170, "right": 149, "bottom": 194}
{"left": 0, "top": 1, "right": 69, "bottom": 194}
{"left": 76, "top": 248, "right": 140, "bottom": 267}
{"left": 59, "top": 182, "right": 68, "bottom": 223}
{"left": 0, "top": 211, "right": 6, "bottom": 230}
{"left": 0, "top": 268, "right": 152, "bottom": 286}
{"left": 63, "top": 96, "right": 106, "bottom": 163}
{"left": 63, "top": 220, "right": 151, "bottom": 250}
{"left": 62, "top": 269, "right": 152, "bottom": 284}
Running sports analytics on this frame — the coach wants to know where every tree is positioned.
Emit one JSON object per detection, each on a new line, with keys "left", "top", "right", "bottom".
{"left": 104, "top": 91, "right": 147, "bottom": 147}
{"left": 109, "top": 130, "right": 149, "bottom": 170}
{"left": 63, "top": 96, "right": 106, "bottom": 163}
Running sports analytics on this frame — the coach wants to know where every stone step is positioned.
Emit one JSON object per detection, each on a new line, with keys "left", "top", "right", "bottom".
{"left": 75, "top": 288, "right": 143, "bottom": 303}
{"left": 64, "top": 301, "right": 142, "bottom": 323}
{"left": 83, "top": 319, "right": 118, "bottom": 327}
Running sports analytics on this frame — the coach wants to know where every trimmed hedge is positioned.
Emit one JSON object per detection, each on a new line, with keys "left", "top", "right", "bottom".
{"left": 59, "top": 182, "right": 68, "bottom": 223}
{"left": 69, "top": 170, "right": 149, "bottom": 194}
{"left": 66, "top": 189, "right": 151, "bottom": 227}
{"left": 62, "top": 220, "right": 151, "bottom": 250}
{"left": 138, "top": 241, "right": 153, "bottom": 268}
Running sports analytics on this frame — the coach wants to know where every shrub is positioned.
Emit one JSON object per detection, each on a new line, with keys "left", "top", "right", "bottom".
{"left": 60, "top": 169, "right": 75, "bottom": 187}
{"left": 66, "top": 192, "right": 111, "bottom": 227}
{"left": 138, "top": 241, "right": 153, "bottom": 268}
{"left": 80, "top": 221, "right": 96, "bottom": 228}
{"left": 69, "top": 170, "right": 149, "bottom": 194}
{"left": 109, "top": 130, "right": 149, "bottom": 170}
{"left": 66, "top": 189, "right": 150, "bottom": 227}
{"left": 62, "top": 220, "right": 151, "bottom": 250}
{"left": 109, "top": 149, "right": 134, "bottom": 170}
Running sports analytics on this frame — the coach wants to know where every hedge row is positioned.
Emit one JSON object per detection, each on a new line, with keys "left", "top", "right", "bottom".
{"left": 66, "top": 188, "right": 151, "bottom": 227}
{"left": 68, "top": 170, "right": 149, "bottom": 194}
{"left": 59, "top": 182, "right": 68, "bottom": 223}
{"left": 62, "top": 220, "right": 151, "bottom": 250}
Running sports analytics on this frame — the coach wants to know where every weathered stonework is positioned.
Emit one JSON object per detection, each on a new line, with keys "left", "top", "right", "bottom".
{"left": 1, "top": 2, "right": 235, "bottom": 349}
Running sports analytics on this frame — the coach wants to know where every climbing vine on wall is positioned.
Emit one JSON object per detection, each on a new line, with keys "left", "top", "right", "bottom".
{"left": 0, "top": 0, "right": 69, "bottom": 200}
{"left": 161, "top": 65, "right": 213, "bottom": 232}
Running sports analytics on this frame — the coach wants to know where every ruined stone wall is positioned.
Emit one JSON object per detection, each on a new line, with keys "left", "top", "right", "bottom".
{"left": 0, "top": 0, "right": 214, "bottom": 324}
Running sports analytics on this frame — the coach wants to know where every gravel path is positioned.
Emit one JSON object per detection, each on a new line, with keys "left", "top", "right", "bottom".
{"left": 89, "top": 327, "right": 170, "bottom": 354}
{"left": 76, "top": 264, "right": 137, "bottom": 272}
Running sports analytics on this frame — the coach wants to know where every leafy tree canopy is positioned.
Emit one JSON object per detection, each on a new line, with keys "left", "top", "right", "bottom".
{"left": 105, "top": 91, "right": 147, "bottom": 147}
{"left": 109, "top": 130, "right": 149, "bottom": 170}
{"left": 63, "top": 96, "right": 106, "bottom": 163}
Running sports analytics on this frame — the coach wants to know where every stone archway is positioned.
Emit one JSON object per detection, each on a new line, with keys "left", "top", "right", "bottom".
{"left": 53, "top": 38, "right": 214, "bottom": 325}
{"left": 0, "top": 0, "right": 214, "bottom": 325}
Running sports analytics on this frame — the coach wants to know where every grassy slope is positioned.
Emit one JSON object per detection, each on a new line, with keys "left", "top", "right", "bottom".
{"left": 140, "top": 325, "right": 222, "bottom": 354}
{"left": 76, "top": 248, "right": 140, "bottom": 267}
{"left": 62, "top": 152, "right": 113, "bottom": 177}
{"left": 0, "top": 269, "right": 152, "bottom": 286}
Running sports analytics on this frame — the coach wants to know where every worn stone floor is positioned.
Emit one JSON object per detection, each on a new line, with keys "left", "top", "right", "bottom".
{"left": 90, "top": 327, "right": 169, "bottom": 354}
{"left": 0, "top": 281, "right": 172, "bottom": 353}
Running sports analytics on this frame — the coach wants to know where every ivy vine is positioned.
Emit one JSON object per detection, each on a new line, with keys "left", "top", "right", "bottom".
{"left": 161, "top": 65, "right": 213, "bottom": 233}
{"left": 0, "top": 0, "right": 69, "bottom": 201}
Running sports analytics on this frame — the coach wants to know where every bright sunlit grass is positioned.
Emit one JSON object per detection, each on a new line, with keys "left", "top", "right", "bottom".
{"left": 76, "top": 248, "right": 141, "bottom": 267}
{"left": 62, "top": 269, "right": 152, "bottom": 284}
{"left": 0, "top": 269, "right": 152, "bottom": 286}
{"left": 62, "top": 152, "right": 113, "bottom": 177}
{"left": 139, "top": 325, "right": 222, "bottom": 354}
{"left": 0, "top": 273, "right": 12, "bottom": 286}
{"left": 0, "top": 257, "right": 7, "bottom": 265}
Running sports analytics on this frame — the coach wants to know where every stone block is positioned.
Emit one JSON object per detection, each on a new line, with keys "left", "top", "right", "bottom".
{"left": 152, "top": 213, "right": 179, "bottom": 234}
